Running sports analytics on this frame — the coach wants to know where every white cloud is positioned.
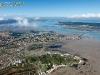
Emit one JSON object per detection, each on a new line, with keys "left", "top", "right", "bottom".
{"left": 32, "top": 22, "right": 38, "bottom": 27}
{"left": 14, "top": 17, "right": 23, "bottom": 20}
{"left": 13, "top": 17, "right": 38, "bottom": 27}
{"left": 34, "top": 16, "right": 40, "bottom": 20}
{"left": 14, "top": 17, "right": 29, "bottom": 26}
{"left": 0, "top": 17, "right": 4, "bottom": 20}
{"left": 22, "top": 18, "right": 29, "bottom": 26}
{"left": 66, "top": 13, "right": 100, "bottom": 18}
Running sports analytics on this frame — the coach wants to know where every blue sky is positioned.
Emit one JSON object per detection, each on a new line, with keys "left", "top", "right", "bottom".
{"left": 0, "top": 0, "right": 100, "bottom": 17}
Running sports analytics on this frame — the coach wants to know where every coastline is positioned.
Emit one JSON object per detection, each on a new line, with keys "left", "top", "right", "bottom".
{"left": 47, "top": 30, "right": 100, "bottom": 74}
{"left": 0, "top": 26, "right": 100, "bottom": 75}
{"left": 50, "top": 38, "right": 100, "bottom": 75}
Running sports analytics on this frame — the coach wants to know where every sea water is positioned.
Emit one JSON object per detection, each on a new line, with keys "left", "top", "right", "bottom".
{"left": 37, "top": 20, "right": 100, "bottom": 40}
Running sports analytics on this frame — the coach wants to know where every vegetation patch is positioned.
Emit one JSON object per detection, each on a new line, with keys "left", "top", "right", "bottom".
{"left": 27, "top": 44, "right": 43, "bottom": 50}
{"left": 0, "top": 53, "right": 80, "bottom": 75}
{"left": 23, "top": 54, "right": 79, "bottom": 72}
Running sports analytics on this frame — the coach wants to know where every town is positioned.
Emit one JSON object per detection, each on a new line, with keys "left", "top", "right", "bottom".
{"left": 0, "top": 27, "right": 84, "bottom": 75}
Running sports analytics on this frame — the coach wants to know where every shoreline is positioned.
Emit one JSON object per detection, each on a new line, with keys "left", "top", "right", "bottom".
{"left": 0, "top": 26, "right": 100, "bottom": 75}
{"left": 52, "top": 38, "right": 100, "bottom": 75}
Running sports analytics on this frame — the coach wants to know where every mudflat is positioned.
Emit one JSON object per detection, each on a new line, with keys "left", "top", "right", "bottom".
{"left": 51, "top": 38, "right": 100, "bottom": 75}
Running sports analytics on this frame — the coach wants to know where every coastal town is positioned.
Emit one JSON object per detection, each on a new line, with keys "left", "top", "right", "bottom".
{"left": 0, "top": 0, "right": 100, "bottom": 75}
{"left": 0, "top": 28, "right": 86, "bottom": 75}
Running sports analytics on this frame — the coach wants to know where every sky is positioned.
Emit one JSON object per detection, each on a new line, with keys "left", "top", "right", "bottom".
{"left": 0, "top": 0, "right": 100, "bottom": 17}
